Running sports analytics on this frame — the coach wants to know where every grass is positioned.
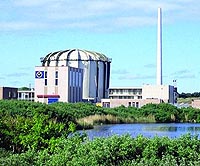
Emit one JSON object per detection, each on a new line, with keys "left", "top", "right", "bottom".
{"left": 76, "top": 114, "right": 156, "bottom": 129}
{"left": 177, "top": 97, "right": 200, "bottom": 104}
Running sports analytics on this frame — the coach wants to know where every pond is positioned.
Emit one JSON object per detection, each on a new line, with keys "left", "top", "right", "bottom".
{"left": 81, "top": 123, "right": 200, "bottom": 139}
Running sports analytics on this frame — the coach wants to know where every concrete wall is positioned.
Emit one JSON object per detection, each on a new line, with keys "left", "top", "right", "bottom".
{"left": 142, "top": 84, "right": 175, "bottom": 103}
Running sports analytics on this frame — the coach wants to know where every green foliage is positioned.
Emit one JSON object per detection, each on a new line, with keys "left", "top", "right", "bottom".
{"left": 18, "top": 87, "right": 30, "bottom": 91}
{"left": 1, "top": 100, "right": 200, "bottom": 153}
{"left": 1, "top": 134, "right": 199, "bottom": 166}
{"left": 0, "top": 100, "right": 76, "bottom": 153}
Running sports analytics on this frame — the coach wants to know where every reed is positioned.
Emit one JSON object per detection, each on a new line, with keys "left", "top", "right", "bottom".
{"left": 76, "top": 114, "right": 157, "bottom": 129}
{"left": 135, "top": 114, "right": 156, "bottom": 123}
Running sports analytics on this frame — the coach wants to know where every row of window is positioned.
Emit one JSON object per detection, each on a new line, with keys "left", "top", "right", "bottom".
{"left": 109, "top": 89, "right": 142, "bottom": 95}
{"left": 128, "top": 102, "right": 139, "bottom": 108}
{"left": 44, "top": 79, "right": 59, "bottom": 86}
{"left": 44, "top": 71, "right": 58, "bottom": 86}
{"left": 18, "top": 92, "right": 34, "bottom": 98}
{"left": 110, "top": 96, "right": 142, "bottom": 99}
{"left": 69, "top": 69, "right": 82, "bottom": 88}
{"left": 43, "top": 71, "right": 58, "bottom": 79}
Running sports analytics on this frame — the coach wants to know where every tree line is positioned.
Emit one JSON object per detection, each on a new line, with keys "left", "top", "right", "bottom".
{"left": 179, "top": 92, "right": 200, "bottom": 98}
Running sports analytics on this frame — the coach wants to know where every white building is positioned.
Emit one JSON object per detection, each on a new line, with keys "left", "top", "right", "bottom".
{"left": 35, "top": 49, "right": 111, "bottom": 104}
{"left": 18, "top": 89, "right": 35, "bottom": 101}
{"left": 101, "top": 85, "right": 177, "bottom": 108}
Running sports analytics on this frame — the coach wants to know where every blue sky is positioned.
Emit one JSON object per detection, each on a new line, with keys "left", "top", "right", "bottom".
{"left": 0, "top": 0, "right": 200, "bottom": 93}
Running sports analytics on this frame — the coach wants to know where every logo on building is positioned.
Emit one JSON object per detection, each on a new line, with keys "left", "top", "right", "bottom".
{"left": 35, "top": 71, "right": 44, "bottom": 79}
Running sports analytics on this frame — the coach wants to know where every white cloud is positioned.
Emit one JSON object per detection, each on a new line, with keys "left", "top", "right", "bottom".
{"left": 112, "top": 69, "right": 130, "bottom": 75}
{"left": 118, "top": 74, "right": 155, "bottom": 80}
{"left": 144, "top": 64, "right": 156, "bottom": 68}
{"left": 114, "top": 16, "right": 156, "bottom": 27}
{"left": 0, "top": 21, "right": 47, "bottom": 31}
{"left": 1, "top": 0, "right": 200, "bottom": 31}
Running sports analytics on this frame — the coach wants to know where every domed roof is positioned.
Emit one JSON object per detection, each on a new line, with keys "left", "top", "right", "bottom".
{"left": 41, "top": 49, "right": 111, "bottom": 66}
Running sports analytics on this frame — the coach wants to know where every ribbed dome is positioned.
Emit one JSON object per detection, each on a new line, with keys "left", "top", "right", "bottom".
{"left": 41, "top": 49, "right": 111, "bottom": 66}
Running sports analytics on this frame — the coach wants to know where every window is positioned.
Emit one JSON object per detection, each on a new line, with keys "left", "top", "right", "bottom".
{"left": 55, "top": 79, "right": 58, "bottom": 86}
{"left": 76, "top": 71, "right": 78, "bottom": 86}
{"left": 79, "top": 72, "right": 82, "bottom": 87}
{"left": 8, "top": 92, "right": 11, "bottom": 98}
{"left": 12, "top": 92, "right": 16, "bottom": 98}
{"left": 31, "top": 93, "right": 34, "bottom": 98}
{"left": 70, "top": 70, "right": 73, "bottom": 86}
{"left": 45, "top": 71, "right": 47, "bottom": 78}
{"left": 55, "top": 71, "right": 58, "bottom": 78}
{"left": 73, "top": 71, "right": 75, "bottom": 86}
{"left": 103, "top": 102, "right": 110, "bottom": 108}
{"left": 128, "top": 102, "right": 131, "bottom": 106}
{"left": 45, "top": 79, "right": 47, "bottom": 86}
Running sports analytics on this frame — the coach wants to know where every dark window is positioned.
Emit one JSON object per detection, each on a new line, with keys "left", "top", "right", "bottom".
{"left": 128, "top": 102, "right": 131, "bottom": 106}
{"left": 45, "top": 71, "right": 47, "bottom": 78}
{"left": 55, "top": 71, "right": 57, "bottom": 78}
{"left": 45, "top": 79, "right": 47, "bottom": 86}
{"left": 55, "top": 79, "right": 58, "bottom": 86}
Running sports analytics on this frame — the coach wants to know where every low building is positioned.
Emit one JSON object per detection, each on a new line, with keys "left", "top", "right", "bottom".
{"left": 18, "top": 89, "right": 35, "bottom": 101}
{"left": 109, "top": 87, "right": 142, "bottom": 99}
{"left": 101, "top": 98, "right": 161, "bottom": 108}
{"left": 0, "top": 87, "right": 18, "bottom": 100}
{"left": 101, "top": 84, "right": 177, "bottom": 108}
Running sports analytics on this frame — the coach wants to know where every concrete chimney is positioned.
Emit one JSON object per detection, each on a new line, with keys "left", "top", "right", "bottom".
{"left": 157, "top": 7, "right": 162, "bottom": 85}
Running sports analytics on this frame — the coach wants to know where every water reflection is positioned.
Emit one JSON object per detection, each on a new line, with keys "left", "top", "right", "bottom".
{"left": 81, "top": 123, "right": 200, "bottom": 139}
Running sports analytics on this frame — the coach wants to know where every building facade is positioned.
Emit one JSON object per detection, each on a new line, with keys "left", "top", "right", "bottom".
{"left": 18, "top": 89, "right": 35, "bottom": 101}
{"left": 109, "top": 87, "right": 142, "bottom": 99}
{"left": 101, "top": 85, "right": 177, "bottom": 108}
{"left": 35, "top": 49, "right": 111, "bottom": 104}
{"left": 0, "top": 87, "right": 18, "bottom": 100}
{"left": 35, "top": 66, "right": 83, "bottom": 104}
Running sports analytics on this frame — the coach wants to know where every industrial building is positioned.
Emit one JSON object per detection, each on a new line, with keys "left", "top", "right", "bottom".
{"left": 34, "top": 8, "right": 177, "bottom": 107}
{"left": 101, "top": 85, "right": 177, "bottom": 108}
{"left": 0, "top": 87, "right": 18, "bottom": 100}
{"left": 35, "top": 49, "right": 111, "bottom": 104}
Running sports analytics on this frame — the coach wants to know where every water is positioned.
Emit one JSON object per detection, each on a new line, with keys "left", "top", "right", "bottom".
{"left": 81, "top": 123, "right": 200, "bottom": 139}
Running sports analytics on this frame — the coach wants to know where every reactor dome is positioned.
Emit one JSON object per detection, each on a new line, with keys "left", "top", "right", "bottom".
{"left": 40, "top": 49, "right": 111, "bottom": 67}
{"left": 40, "top": 49, "right": 111, "bottom": 102}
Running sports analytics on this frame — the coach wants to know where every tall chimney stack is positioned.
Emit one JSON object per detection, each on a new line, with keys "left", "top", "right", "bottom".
{"left": 157, "top": 7, "right": 162, "bottom": 85}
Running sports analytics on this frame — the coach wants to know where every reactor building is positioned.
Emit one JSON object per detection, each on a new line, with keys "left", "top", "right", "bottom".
{"left": 35, "top": 49, "right": 111, "bottom": 104}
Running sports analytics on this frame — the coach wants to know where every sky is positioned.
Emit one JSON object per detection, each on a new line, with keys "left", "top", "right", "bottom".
{"left": 0, "top": 0, "right": 200, "bottom": 93}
